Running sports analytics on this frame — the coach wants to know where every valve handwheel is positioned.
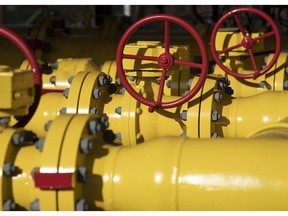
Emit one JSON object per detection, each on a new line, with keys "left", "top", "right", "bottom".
{"left": 116, "top": 14, "right": 208, "bottom": 112}
{"left": 210, "top": 7, "right": 281, "bottom": 79}
{"left": 0, "top": 26, "right": 42, "bottom": 127}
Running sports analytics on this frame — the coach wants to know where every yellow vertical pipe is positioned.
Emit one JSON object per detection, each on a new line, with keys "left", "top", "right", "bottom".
{"left": 93, "top": 136, "right": 288, "bottom": 210}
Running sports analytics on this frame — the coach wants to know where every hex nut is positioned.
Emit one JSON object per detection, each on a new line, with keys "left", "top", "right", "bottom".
{"left": 80, "top": 138, "right": 94, "bottom": 154}
{"left": 180, "top": 110, "right": 188, "bottom": 121}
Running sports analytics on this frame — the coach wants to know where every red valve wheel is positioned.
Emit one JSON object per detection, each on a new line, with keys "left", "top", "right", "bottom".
{"left": 0, "top": 26, "right": 42, "bottom": 127}
{"left": 116, "top": 14, "right": 208, "bottom": 112}
{"left": 210, "top": 7, "right": 281, "bottom": 79}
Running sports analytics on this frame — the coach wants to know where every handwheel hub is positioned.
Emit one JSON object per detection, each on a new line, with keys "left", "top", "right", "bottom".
{"left": 158, "top": 53, "right": 173, "bottom": 69}
{"left": 241, "top": 36, "right": 254, "bottom": 49}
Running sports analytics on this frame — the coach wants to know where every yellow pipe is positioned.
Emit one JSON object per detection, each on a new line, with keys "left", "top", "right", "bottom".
{"left": 93, "top": 136, "right": 288, "bottom": 210}
{"left": 222, "top": 91, "right": 288, "bottom": 137}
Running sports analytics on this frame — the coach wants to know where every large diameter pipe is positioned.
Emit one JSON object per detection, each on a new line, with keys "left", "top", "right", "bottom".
{"left": 94, "top": 136, "right": 288, "bottom": 210}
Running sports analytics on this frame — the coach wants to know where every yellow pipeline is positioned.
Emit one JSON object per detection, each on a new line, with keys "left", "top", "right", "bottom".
{"left": 222, "top": 91, "right": 288, "bottom": 137}
{"left": 93, "top": 136, "right": 288, "bottom": 210}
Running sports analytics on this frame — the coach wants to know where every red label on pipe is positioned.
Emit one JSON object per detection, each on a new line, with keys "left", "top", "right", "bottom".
{"left": 34, "top": 172, "right": 73, "bottom": 189}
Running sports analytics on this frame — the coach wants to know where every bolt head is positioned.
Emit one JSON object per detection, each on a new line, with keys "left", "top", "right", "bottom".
{"left": 166, "top": 80, "right": 171, "bottom": 88}
{"left": 115, "top": 106, "right": 122, "bottom": 115}
{"left": 214, "top": 92, "right": 223, "bottom": 103}
{"left": 116, "top": 132, "right": 122, "bottom": 140}
{"left": 3, "top": 199, "right": 16, "bottom": 211}
{"left": 93, "top": 89, "right": 101, "bottom": 99}
{"left": 89, "top": 107, "right": 98, "bottom": 114}
{"left": 284, "top": 80, "right": 288, "bottom": 90}
{"left": 119, "top": 87, "right": 125, "bottom": 94}
{"left": 211, "top": 111, "right": 221, "bottom": 122}
{"left": 76, "top": 199, "right": 88, "bottom": 211}
{"left": 63, "top": 88, "right": 70, "bottom": 98}
{"left": 68, "top": 76, "right": 74, "bottom": 85}
{"left": 30, "top": 199, "right": 40, "bottom": 211}
{"left": 35, "top": 138, "right": 45, "bottom": 152}
{"left": 77, "top": 167, "right": 87, "bottom": 183}
{"left": 3, "top": 162, "right": 16, "bottom": 176}
{"left": 50, "top": 76, "right": 56, "bottom": 85}
{"left": 116, "top": 77, "right": 122, "bottom": 86}
{"left": 211, "top": 133, "right": 220, "bottom": 138}
{"left": 180, "top": 110, "right": 188, "bottom": 121}
{"left": 44, "top": 120, "right": 53, "bottom": 131}
{"left": 0, "top": 117, "right": 10, "bottom": 126}
{"left": 99, "top": 75, "right": 109, "bottom": 86}
{"left": 180, "top": 131, "right": 187, "bottom": 137}
{"left": 12, "top": 133, "right": 25, "bottom": 146}
{"left": 60, "top": 107, "right": 67, "bottom": 114}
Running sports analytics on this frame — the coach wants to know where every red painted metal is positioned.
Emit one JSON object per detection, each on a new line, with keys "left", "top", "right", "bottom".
{"left": 116, "top": 14, "right": 208, "bottom": 112}
{"left": 34, "top": 172, "right": 73, "bottom": 189}
{"left": 210, "top": 7, "right": 281, "bottom": 80}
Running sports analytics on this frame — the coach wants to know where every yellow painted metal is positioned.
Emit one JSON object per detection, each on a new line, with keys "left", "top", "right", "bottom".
{"left": 123, "top": 41, "right": 190, "bottom": 77}
{"left": 104, "top": 82, "right": 184, "bottom": 146}
{"left": 58, "top": 114, "right": 98, "bottom": 210}
{"left": 216, "top": 31, "right": 264, "bottom": 56}
{"left": 245, "top": 122, "right": 288, "bottom": 138}
{"left": 213, "top": 51, "right": 288, "bottom": 98}
{"left": 0, "top": 66, "right": 34, "bottom": 117}
{"left": 93, "top": 136, "right": 288, "bottom": 210}
{"left": 0, "top": 128, "right": 26, "bottom": 210}
{"left": 21, "top": 58, "right": 101, "bottom": 90}
{"left": 13, "top": 145, "right": 42, "bottom": 210}
{"left": 25, "top": 93, "right": 66, "bottom": 137}
{"left": 77, "top": 71, "right": 108, "bottom": 114}
{"left": 66, "top": 71, "right": 90, "bottom": 114}
{"left": 274, "top": 53, "right": 288, "bottom": 91}
{"left": 183, "top": 75, "right": 226, "bottom": 138}
{"left": 37, "top": 114, "right": 75, "bottom": 210}
{"left": 222, "top": 91, "right": 288, "bottom": 137}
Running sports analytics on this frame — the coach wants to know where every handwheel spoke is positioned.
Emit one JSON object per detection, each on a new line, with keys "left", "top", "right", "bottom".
{"left": 248, "top": 49, "right": 260, "bottom": 77}
{"left": 156, "top": 68, "right": 167, "bottom": 105}
{"left": 253, "top": 31, "right": 275, "bottom": 42}
{"left": 122, "top": 54, "right": 158, "bottom": 62}
{"left": 217, "top": 43, "right": 243, "bottom": 55}
{"left": 164, "top": 21, "right": 170, "bottom": 54}
{"left": 174, "top": 59, "right": 203, "bottom": 69}
{"left": 233, "top": 15, "right": 247, "bottom": 37}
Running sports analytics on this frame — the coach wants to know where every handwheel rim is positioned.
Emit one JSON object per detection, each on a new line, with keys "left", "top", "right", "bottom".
{"left": 116, "top": 14, "right": 208, "bottom": 112}
{"left": 210, "top": 7, "right": 281, "bottom": 80}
